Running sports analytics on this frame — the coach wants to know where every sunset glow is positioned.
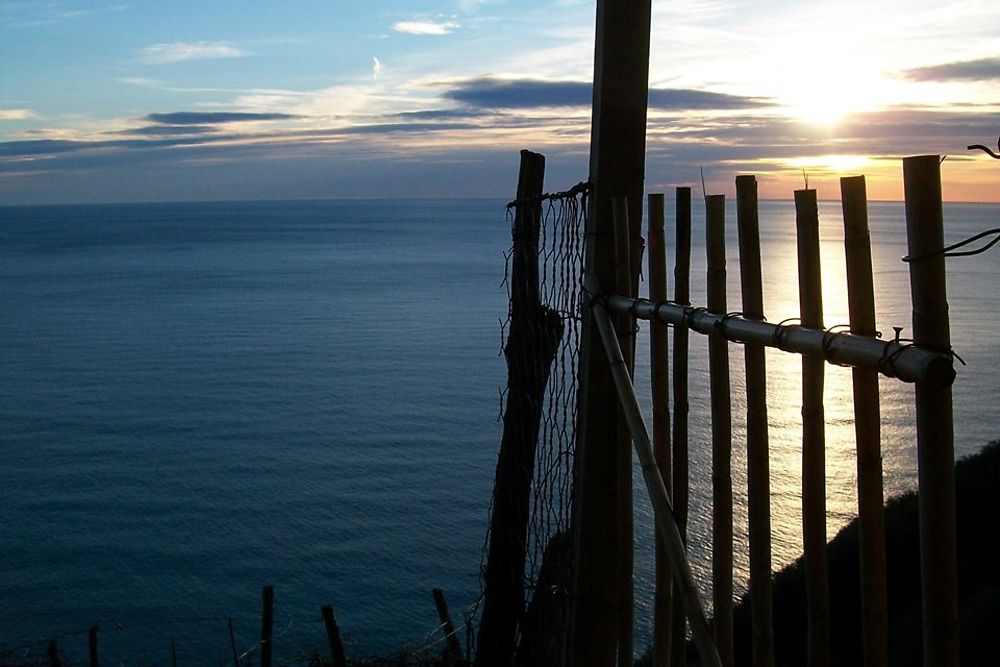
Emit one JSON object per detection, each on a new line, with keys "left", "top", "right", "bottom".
{"left": 1, "top": 1, "right": 998, "bottom": 203}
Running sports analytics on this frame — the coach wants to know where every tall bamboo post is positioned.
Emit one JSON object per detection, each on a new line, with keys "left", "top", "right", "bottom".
{"left": 477, "top": 149, "right": 563, "bottom": 667}
{"left": 736, "top": 175, "right": 773, "bottom": 666}
{"left": 648, "top": 193, "right": 672, "bottom": 667}
{"left": 671, "top": 186, "right": 692, "bottom": 667}
{"left": 840, "top": 175, "right": 888, "bottom": 667}
{"left": 321, "top": 605, "right": 347, "bottom": 667}
{"left": 902, "top": 155, "right": 959, "bottom": 667}
{"left": 706, "top": 194, "right": 733, "bottom": 666}
{"left": 795, "top": 188, "right": 830, "bottom": 667}
{"left": 571, "top": 0, "right": 651, "bottom": 663}
{"left": 612, "top": 197, "right": 636, "bottom": 665}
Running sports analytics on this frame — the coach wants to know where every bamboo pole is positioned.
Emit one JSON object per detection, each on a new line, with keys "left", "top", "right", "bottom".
{"left": 796, "top": 188, "right": 830, "bottom": 667}
{"left": 321, "top": 605, "right": 347, "bottom": 667}
{"left": 477, "top": 150, "right": 563, "bottom": 667}
{"left": 261, "top": 585, "right": 274, "bottom": 667}
{"left": 589, "top": 285, "right": 722, "bottom": 667}
{"left": 229, "top": 617, "right": 240, "bottom": 667}
{"left": 433, "top": 589, "right": 464, "bottom": 665}
{"left": 736, "top": 175, "right": 773, "bottom": 667}
{"left": 571, "top": 0, "right": 651, "bottom": 661}
{"left": 170, "top": 637, "right": 177, "bottom": 667}
{"left": 902, "top": 155, "right": 959, "bottom": 667}
{"left": 841, "top": 175, "right": 888, "bottom": 667}
{"left": 47, "top": 640, "right": 59, "bottom": 667}
{"left": 706, "top": 193, "right": 734, "bottom": 666}
{"left": 613, "top": 197, "right": 635, "bottom": 666}
{"left": 648, "top": 193, "right": 672, "bottom": 667}
{"left": 671, "top": 186, "right": 691, "bottom": 667}
{"left": 88, "top": 626, "right": 99, "bottom": 667}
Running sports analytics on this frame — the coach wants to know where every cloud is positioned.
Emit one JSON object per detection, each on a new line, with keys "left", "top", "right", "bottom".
{"left": 392, "top": 20, "right": 460, "bottom": 35}
{"left": 0, "top": 108, "right": 37, "bottom": 120}
{"left": 443, "top": 78, "right": 771, "bottom": 111}
{"left": 901, "top": 57, "right": 1000, "bottom": 82}
{"left": 145, "top": 112, "right": 302, "bottom": 125}
{"left": 139, "top": 41, "right": 249, "bottom": 64}
{"left": 372, "top": 56, "right": 383, "bottom": 80}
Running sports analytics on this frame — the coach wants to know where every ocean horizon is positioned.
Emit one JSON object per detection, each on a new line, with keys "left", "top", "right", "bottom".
{"left": 2, "top": 197, "right": 998, "bottom": 663}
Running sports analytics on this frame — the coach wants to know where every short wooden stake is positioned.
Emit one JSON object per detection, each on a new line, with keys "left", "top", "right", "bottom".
{"left": 612, "top": 196, "right": 635, "bottom": 665}
{"left": 88, "top": 625, "right": 99, "bottom": 667}
{"left": 261, "top": 585, "right": 274, "bottom": 667}
{"left": 903, "top": 155, "right": 959, "bottom": 667}
{"left": 321, "top": 604, "right": 347, "bottom": 667}
{"left": 48, "top": 640, "right": 59, "bottom": 667}
{"left": 671, "top": 186, "right": 692, "bottom": 667}
{"left": 736, "top": 175, "right": 773, "bottom": 667}
{"left": 228, "top": 617, "right": 240, "bottom": 667}
{"left": 795, "top": 188, "right": 830, "bottom": 667}
{"left": 432, "top": 589, "right": 464, "bottom": 665}
{"left": 648, "top": 193, "right": 672, "bottom": 667}
{"left": 841, "top": 175, "right": 888, "bottom": 667}
{"left": 706, "top": 193, "right": 733, "bottom": 665}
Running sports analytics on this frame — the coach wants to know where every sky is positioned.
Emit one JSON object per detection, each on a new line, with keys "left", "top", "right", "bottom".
{"left": 1, "top": 0, "right": 998, "bottom": 204}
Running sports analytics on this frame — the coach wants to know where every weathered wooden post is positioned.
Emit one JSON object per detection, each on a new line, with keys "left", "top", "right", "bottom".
{"left": 736, "top": 175, "right": 773, "bottom": 667}
{"left": 261, "top": 585, "right": 274, "bottom": 667}
{"left": 570, "top": 0, "right": 651, "bottom": 663}
{"left": 433, "top": 589, "right": 464, "bottom": 665}
{"left": 321, "top": 605, "right": 347, "bottom": 667}
{"left": 648, "top": 192, "right": 673, "bottom": 667}
{"left": 671, "top": 186, "right": 692, "bottom": 667}
{"left": 476, "top": 150, "right": 563, "bottom": 667}
{"left": 228, "top": 617, "right": 241, "bottom": 667}
{"left": 840, "top": 175, "right": 888, "bottom": 667}
{"left": 795, "top": 188, "right": 830, "bottom": 667}
{"left": 902, "top": 155, "right": 959, "bottom": 667}
{"left": 706, "top": 193, "right": 734, "bottom": 666}
{"left": 88, "top": 625, "right": 99, "bottom": 667}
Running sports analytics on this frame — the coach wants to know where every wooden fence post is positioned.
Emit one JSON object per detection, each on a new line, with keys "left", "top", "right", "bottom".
{"left": 671, "top": 186, "right": 692, "bottom": 667}
{"left": 433, "top": 589, "right": 464, "bottom": 665}
{"left": 902, "top": 155, "right": 959, "bottom": 667}
{"left": 261, "top": 585, "right": 274, "bottom": 667}
{"left": 795, "top": 188, "right": 830, "bottom": 667}
{"left": 88, "top": 625, "right": 99, "bottom": 667}
{"left": 648, "top": 192, "right": 672, "bottom": 667}
{"left": 321, "top": 605, "right": 347, "bottom": 667}
{"left": 476, "top": 149, "right": 563, "bottom": 667}
{"left": 571, "top": 0, "right": 651, "bottom": 661}
{"left": 706, "top": 193, "right": 733, "bottom": 666}
{"left": 736, "top": 175, "right": 773, "bottom": 667}
{"left": 841, "top": 175, "right": 888, "bottom": 667}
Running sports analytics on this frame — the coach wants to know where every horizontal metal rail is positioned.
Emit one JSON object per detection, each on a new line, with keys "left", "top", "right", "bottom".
{"left": 591, "top": 293, "right": 723, "bottom": 667}
{"left": 601, "top": 294, "right": 956, "bottom": 387}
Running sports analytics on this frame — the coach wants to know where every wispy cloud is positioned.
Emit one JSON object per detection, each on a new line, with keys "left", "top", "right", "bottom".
{"left": 901, "top": 57, "right": 1000, "bottom": 82}
{"left": 372, "top": 56, "right": 383, "bottom": 80}
{"left": 0, "top": 108, "right": 37, "bottom": 120}
{"left": 146, "top": 112, "right": 302, "bottom": 125}
{"left": 443, "top": 77, "right": 770, "bottom": 111}
{"left": 139, "top": 41, "right": 250, "bottom": 64}
{"left": 392, "top": 20, "right": 460, "bottom": 36}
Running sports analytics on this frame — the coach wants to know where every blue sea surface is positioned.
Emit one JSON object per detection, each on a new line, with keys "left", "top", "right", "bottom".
{"left": 2, "top": 198, "right": 998, "bottom": 663}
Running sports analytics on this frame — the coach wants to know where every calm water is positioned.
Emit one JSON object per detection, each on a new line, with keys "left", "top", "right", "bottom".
{"left": 2, "top": 198, "right": 998, "bottom": 662}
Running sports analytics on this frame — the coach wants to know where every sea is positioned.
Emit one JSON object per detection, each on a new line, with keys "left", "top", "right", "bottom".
{"left": 2, "top": 198, "right": 998, "bottom": 664}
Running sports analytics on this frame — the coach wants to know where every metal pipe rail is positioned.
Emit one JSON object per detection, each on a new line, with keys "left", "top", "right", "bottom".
{"left": 600, "top": 294, "right": 956, "bottom": 387}
{"left": 590, "top": 289, "right": 723, "bottom": 667}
